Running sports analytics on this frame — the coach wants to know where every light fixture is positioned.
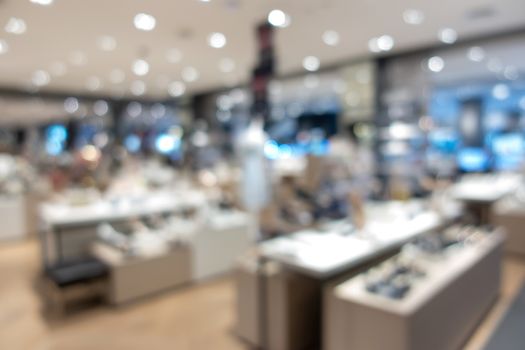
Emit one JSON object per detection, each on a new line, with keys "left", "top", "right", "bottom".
{"left": 438, "top": 28, "right": 457, "bottom": 44}
{"left": 168, "top": 81, "right": 186, "bottom": 97}
{"left": 132, "top": 59, "right": 149, "bottom": 76}
{"left": 151, "top": 103, "right": 166, "bottom": 119}
{"left": 0, "top": 40, "right": 8, "bottom": 54}
{"left": 368, "top": 38, "right": 380, "bottom": 53}
{"left": 492, "top": 84, "right": 510, "bottom": 100}
{"left": 64, "top": 97, "right": 79, "bottom": 114}
{"left": 268, "top": 9, "right": 290, "bottom": 28}
{"left": 110, "top": 69, "right": 126, "bottom": 84}
{"left": 219, "top": 58, "right": 235, "bottom": 73}
{"left": 127, "top": 102, "right": 142, "bottom": 118}
{"left": 30, "top": 0, "right": 54, "bottom": 5}
{"left": 208, "top": 32, "right": 227, "bottom": 48}
{"left": 467, "top": 47, "right": 485, "bottom": 62}
{"left": 487, "top": 58, "right": 503, "bottom": 73}
{"left": 504, "top": 66, "right": 519, "bottom": 81}
{"left": 302, "top": 56, "right": 320, "bottom": 72}
{"left": 402, "top": 9, "right": 424, "bottom": 25}
{"left": 97, "top": 36, "right": 117, "bottom": 51}
{"left": 134, "top": 13, "right": 156, "bottom": 31}
{"left": 94, "top": 100, "right": 109, "bottom": 116}
{"left": 182, "top": 66, "right": 199, "bottom": 82}
{"left": 166, "top": 48, "right": 182, "bottom": 63}
{"left": 50, "top": 62, "right": 67, "bottom": 76}
{"left": 377, "top": 35, "right": 394, "bottom": 51}
{"left": 32, "top": 70, "right": 50, "bottom": 87}
{"left": 86, "top": 76, "right": 102, "bottom": 91}
{"left": 131, "top": 80, "right": 146, "bottom": 96}
{"left": 322, "top": 30, "right": 340, "bottom": 46}
{"left": 5, "top": 18, "right": 27, "bottom": 35}
{"left": 427, "top": 56, "right": 445, "bottom": 72}
{"left": 69, "top": 51, "right": 87, "bottom": 66}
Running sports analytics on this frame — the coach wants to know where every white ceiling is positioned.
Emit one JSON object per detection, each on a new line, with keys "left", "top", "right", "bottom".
{"left": 0, "top": 0, "right": 524, "bottom": 99}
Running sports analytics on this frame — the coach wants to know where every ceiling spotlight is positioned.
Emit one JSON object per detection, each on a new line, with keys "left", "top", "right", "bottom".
{"left": 492, "top": 84, "right": 510, "bottom": 100}
{"left": 182, "top": 66, "right": 199, "bottom": 82}
{"left": 467, "top": 46, "right": 485, "bottom": 62}
{"left": 322, "top": 30, "right": 340, "bottom": 46}
{"left": 403, "top": 9, "right": 424, "bottom": 25}
{"left": 268, "top": 9, "right": 291, "bottom": 28}
{"left": 97, "top": 36, "right": 117, "bottom": 51}
{"left": 438, "top": 28, "right": 458, "bottom": 44}
{"left": 166, "top": 48, "right": 182, "bottom": 63}
{"left": 168, "top": 81, "right": 186, "bottom": 97}
{"left": 94, "top": 100, "right": 109, "bottom": 116}
{"left": 377, "top": 35, "right": 394, "bottom": 51}
{"left": 427, "top": 56, "right": 445, "bottom": 72}
{"left": 0, "top": 40, "right": 8, "bottom": 54}
{"left": 110, "top": 69, "right": 126, "bottom": 84}
{"left": 5, "top": 17, "right": 27, "bottom": 35}
{"left": 131, "top": 80, "right": 146, "bottom": 96}
{"left": 219, "top": 58, "right": 235, "bottom": 73}
{"left": 30, "top": 0, "right": 54, "bottom": 5}
{"left": 50, "top": 62, "right": 67, "bottom": 76}
{"left": 302, "top": 56, "right": 320, "bottom": 72}
{"left": 132, "top": 59, "right": 149, "bottom": 76}
{"left": 32, "top": 70, "right": 50, "bottom": 87}
{"left": 134, "top": 13, "right": 156, "bottom": 31}
{"left": 69, "top": 51, "right": 87, "bottom": 66}
{"left": 86, "top": 76, "right": 102, "bottom": 91}
{"left": 64, "top": 97, "right": 79, "bottom": 114}
{"left": 208, "top": 32, "right": 227, "bottom": 48}
{"left": 503, "top": 66, "right": 519, "bottom": 81}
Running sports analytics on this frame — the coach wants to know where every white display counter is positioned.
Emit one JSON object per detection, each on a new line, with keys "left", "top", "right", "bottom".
{"left": 0, "top": 195, "right": 28, "bottom": 241}
{"left": 324, "top": 232, "right": 504, "bottom": 350}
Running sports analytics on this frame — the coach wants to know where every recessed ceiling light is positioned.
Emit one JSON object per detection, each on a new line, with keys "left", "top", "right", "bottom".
{"left": 86, "top": 76, "right": 102, "bottom": 91}
{"left": 268, "top": 9, "right": 291, "bottom": 28}
{"left": 166, "top": 48, "right": 182, "bottom": 63}
{"left": 438, "top": 28, "right": 458, "bottom": 44}
{"left": 168, "top": 81, "right": 186, "bottom": 97}
{"left": 302, "top": 56, "right": 320, "bottom": 72}
{"left": 110, "top": 69, "right": 126, "bottom": 84}
{"left": 30, "top": 0, "right": 53, "bottom": 6}
{"left": 403, "top": 9, "right": 425, "bottom": 25}
{"left": 64, "top": 97, "right": 79, "bottom": 114}
{"left": 322, "top": 30, "right": 340, "bottom": 46}
{"left": 132, "top": 59, "right": 149, "bottom": 76}
{"left": 503, "top": 66, "right": 519, "bottom": 81}
{"left": 50, "top": 62, "right": 67, "bottom": 76}
{"left": 32, "top": 70, "right": 50, "bottom": 86}
{"left": 94, "top": 100, "right": 109, "bottom": 116}
{"left": 182, "top": 66, "right": 199, "bottom": 82}
{"left": 69, "top": 51, "right": 87, "bottom": 66}
{"left": 219, "top": 58, "right": 235, "bottom": 73}
{"left": 208, "top": 32, "right": 227, "bottom": 48}
{"left": 492, "top": 84, "right": 510, "bottom": 100}
{"left": 97, "top": 36, "right": 117, "bottom": 51}
{"left": 467, "top": 46, "right": 485, "bottom": 62}
{"left": 427, "top": 56, "right": 445, "bottom": 72}
{"left": 131, "top": 80, "right": 146, "bottom": 96}
{"left": 0, "top": 40, "right": 8, "bottom": 54}
{"left": 487, "top": 58, "right": 503, "bottom": 73}
{"left": 5, "top": 18, "right": 27, "bottom": 35}
{"left": 377, "top": 35, "right": 394, "bottom": 51}
{"left": 199, "top": 0, "right": 211, "bottom": 2}
{"left": 134, "top": 13, "right": 156, "bottom": 31}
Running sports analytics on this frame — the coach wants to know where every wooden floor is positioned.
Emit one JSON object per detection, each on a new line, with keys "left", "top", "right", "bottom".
{"left": 1, "top": 240, "right": 524, "bottom": 350}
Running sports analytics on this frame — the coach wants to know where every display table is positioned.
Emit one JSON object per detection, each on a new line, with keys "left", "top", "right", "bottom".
{"left": 39, "top": 191, "right": 206, "bottom": 266}
{"left": 236, "top": 201, "right": 461, "bottom": 350}
{"left": 450, "top": 174, "right": 521, "bottom": 224}
{"left": 324, "top": 232, "right": 504, "bottom": 350}
{"left": 492, "top": 197, "right": 525, "bottom": 255}
{"left": 92, "top": 243, "right": 192, "bottom": 305}
{"left": 0, "top": 195, "right": 28, "bottom": 241}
